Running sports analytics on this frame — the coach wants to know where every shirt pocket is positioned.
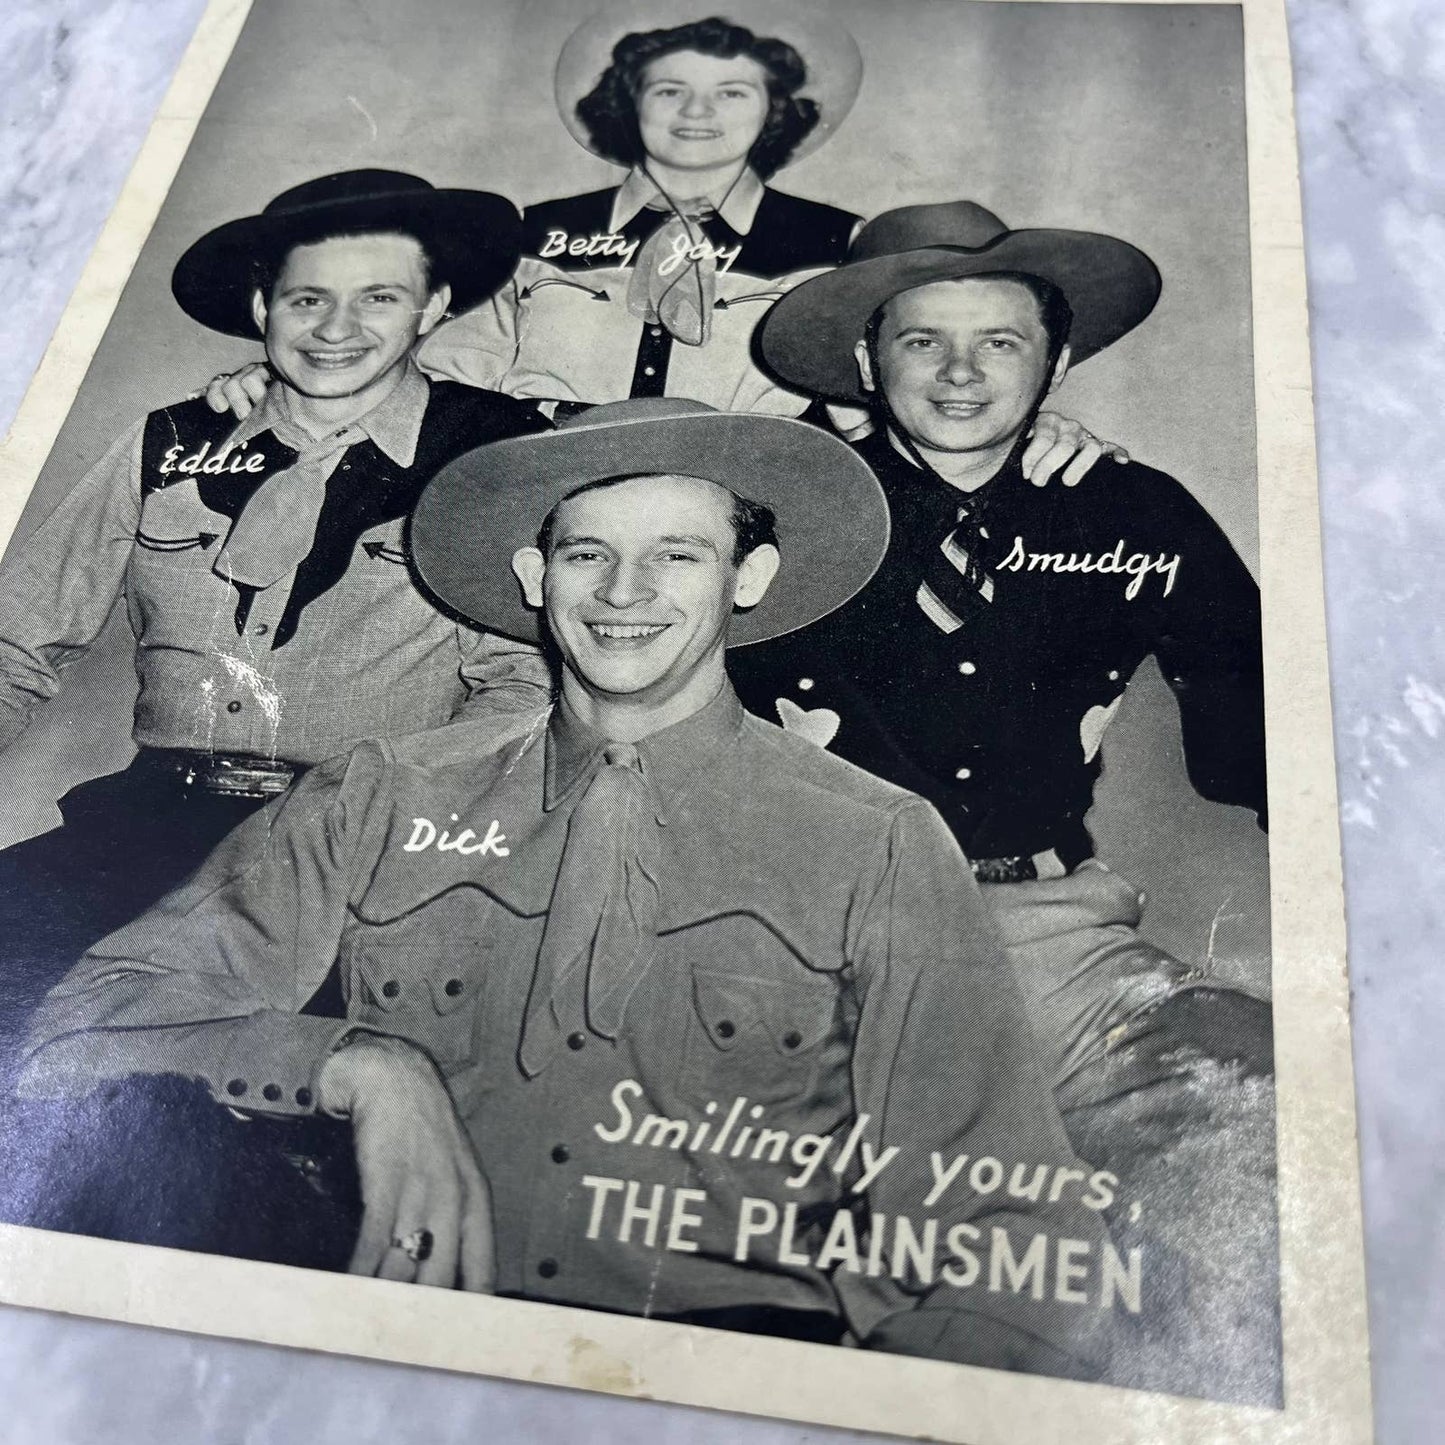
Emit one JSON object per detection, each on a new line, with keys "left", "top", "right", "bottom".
{"left": 342, "top": 891, "right": 494, "bottom": 1072}
{"left": 681, "top": 967, "right": 840, "bottom": 1109}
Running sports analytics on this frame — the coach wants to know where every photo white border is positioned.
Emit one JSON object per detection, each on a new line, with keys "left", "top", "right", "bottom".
{"left": 0, "top": 1, "right": 1373, "bottom": 1440}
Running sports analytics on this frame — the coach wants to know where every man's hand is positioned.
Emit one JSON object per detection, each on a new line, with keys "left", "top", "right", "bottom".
{"left": 203, "top": 363, "right": 272, "bottom": 420}
{"left": 1023, "top": 411, "right": 1130, "bottom": 487}
{"left": 318, "top": 1033, "right": 495, "bottom": 1291}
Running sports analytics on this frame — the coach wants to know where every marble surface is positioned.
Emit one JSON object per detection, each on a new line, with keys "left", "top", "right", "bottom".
{"left": 0, "top": 0, "right": 1441, "bottom": 1440}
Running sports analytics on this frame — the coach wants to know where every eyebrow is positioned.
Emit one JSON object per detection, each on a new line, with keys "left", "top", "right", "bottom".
{"left": 892, "top": 323, "right": 1033, "bottom": 340}
{"left": 553, "top": 532, "right": 719, "bottom": 553}
{"left": 275, "top": 279, "right": 413, "bottom": 297}
{"left": 643, "top": 73, "right": 762, "bottom": 87}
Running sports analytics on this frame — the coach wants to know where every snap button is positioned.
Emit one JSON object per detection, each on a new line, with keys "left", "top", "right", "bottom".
{"left": 716, "top": 1019, "right": 736, "bottom": 1040}
{"left": 643, "top": 365, "right": 656, "bottom": 376}
{"left": 567, "top": 1031, "right": 587, "bottom": 1051}
{"left": 226, "top": 700, "right": 242, "bottom": 714}
{"left": 782, "top": 1030, "right": 803, "bottom": 1050}
{"left": 797, "top": 678, "right": 814, "bottom": 691}
{"left": 381, "top": 980, "right": 401, "bottom": 999}
{"left": 226, "top": 1079, "right": 247, "bottom": 1097}
{"left": 1108, "top": 669, "right": 1121, "bottom": 681}
{"left": 958, "top": 661, "right": 977, "bottom": 676}
{"left": 262, "top": 1083, "right": 282, "bottom": 1102}
{"left": 294, "top": 1087, "right": 313, "bottom": 1108}
{"left": 649, "top": 326, "right": 662, "bottom": 337}
{"left": 444, "top": 978, "right": 463, "bottom": 997}
{"left": 537, "top": 1258, "right": 559, "bottom": 1279}
{"left": 955, "top": 767, "right": 972, "bottom": 780}
{"left": 551, "top": 1144, "right": 570, "bottom": 1164}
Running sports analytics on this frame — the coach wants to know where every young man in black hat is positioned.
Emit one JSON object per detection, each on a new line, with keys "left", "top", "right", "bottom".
{"left": 19, "top": 400, "right": 1119, "bottom": 1382}
{"left": 729, "top": 201, "right": 1277, "bottom": 1399}
{"left": 0, "top": 170, "right": 552, "bottom": 1058}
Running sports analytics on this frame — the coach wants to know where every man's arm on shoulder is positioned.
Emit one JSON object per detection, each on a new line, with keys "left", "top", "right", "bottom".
{"left": 0, "top": 421, "right": 147, "bottom": 750}
{"left": 16, "top": 742, "right": 393, "bottom": 1110}
{"left": 840, "top": 799, "right": 1113, "bottom": 1379}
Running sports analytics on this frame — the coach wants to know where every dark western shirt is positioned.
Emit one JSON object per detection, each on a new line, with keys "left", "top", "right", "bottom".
{"left": 730, "top": 431, "right": 1268, "bottom": 866}
{"left": 21, "top": 686, "right": 1111, "bottom": 1377}
{"left": 0, "top": 365, "right": 551, "bottom": 762}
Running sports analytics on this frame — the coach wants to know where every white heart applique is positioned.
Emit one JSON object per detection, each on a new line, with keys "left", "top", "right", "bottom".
{"left": 776, "top": 696, "right": 841, "bottom": 749}
{"left": 1079, "top": 693, "right": 1125, "bottom": 762}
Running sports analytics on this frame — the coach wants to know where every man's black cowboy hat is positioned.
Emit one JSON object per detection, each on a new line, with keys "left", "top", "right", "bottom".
{"left": 411, "top": 397, "right": 890, "bottom": 648}
{"left": 171, "top": 169, "right": 523, "bottom": 338}
{"left": 760, "top": 200, "right": 1163, "bottom": 402}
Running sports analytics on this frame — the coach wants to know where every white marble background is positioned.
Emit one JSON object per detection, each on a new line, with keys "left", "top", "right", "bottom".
{"left": 0, "top": 0, "right": 1440, "bottom": 1440}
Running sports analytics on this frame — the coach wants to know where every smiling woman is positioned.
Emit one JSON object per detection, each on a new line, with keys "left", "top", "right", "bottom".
{"left": 415, "top": 4, "right": 864, "bottom": 414}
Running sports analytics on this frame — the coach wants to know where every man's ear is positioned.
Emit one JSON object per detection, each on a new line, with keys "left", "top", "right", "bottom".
{"left": 511, "top": 547, "right": 547, "bottom": 609}
{"left": 854, "top": 339, "right": 877, "bottom": 395}
{"left": 250, "top": 288, "right": 269, "bottom": 337}
{"left": 733, "top": 543, "right": 781, "bottom": 611}
{"left": 418, "top": 283, "right": 453, "bottom": 336}
{"left": 1047, "top": 343, "right": 1072, "bottom": 396}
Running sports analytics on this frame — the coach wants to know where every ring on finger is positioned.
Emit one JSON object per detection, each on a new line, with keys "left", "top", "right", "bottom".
{"left": 391, "top": 1227, "right": 435, "bottom": 1263}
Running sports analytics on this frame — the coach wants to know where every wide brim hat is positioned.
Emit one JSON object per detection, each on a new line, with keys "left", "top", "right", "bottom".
{"left": 411, "top": 398, "right": 889, "bottom": 647}
{"left": 555, "top": 1, "right": 863, "bottom": 167}
{"left": 172, "top": 169, "right": 523, "bottom": 338}
{"left": 761, "top": 200, "right": 1163, "bottom": 402}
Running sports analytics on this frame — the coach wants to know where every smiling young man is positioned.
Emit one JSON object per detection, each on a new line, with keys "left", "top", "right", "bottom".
{"left": 18, "top": 399, "right": 1116, "bottom": 1381}
{"left": 0, "top": 170, "right": 551, "bottom": 1065}
{"left": 730, "top": 201, "right": 1278, "bottom": 1398}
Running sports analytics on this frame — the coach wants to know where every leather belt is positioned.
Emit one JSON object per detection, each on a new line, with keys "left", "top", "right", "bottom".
{"left": 970, "top": 848, "right": 1070, "bottom": 885}
{"left": 138, "top": 748, "right": 305, "bottom": 799}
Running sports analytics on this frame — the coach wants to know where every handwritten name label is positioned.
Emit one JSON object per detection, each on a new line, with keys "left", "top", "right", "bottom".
{"left": 997, "top": 535, "right": 1181, "bottom": 600}
{"left": 403, "top": 814, "right": 509, "bottom": 857}
{"left": 537, "top": 228, "right": 742, "bottom": 277}
{"left": 539, "top": 229, "right": 640, "bottom": 268}
{"left": 159, "top": 441, "right": 266, "bottom": 477}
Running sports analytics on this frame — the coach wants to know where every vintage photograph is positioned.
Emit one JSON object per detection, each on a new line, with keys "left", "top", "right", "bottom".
{"left": 0, "top": 1, "right": 1367, "bottom": 1440}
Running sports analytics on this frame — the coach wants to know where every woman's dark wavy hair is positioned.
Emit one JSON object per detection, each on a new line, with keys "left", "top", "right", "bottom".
{"left": 575, "top": 17, "right": 820, "bottom": 180}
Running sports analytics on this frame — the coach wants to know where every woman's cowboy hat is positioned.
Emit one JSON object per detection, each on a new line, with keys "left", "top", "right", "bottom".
{"left": 554, "top": 1, "right": 863, "bottom": 167}
{"left": 411, "top": 397, "right": 888, "bottom": 648}
{"left": 760, "top": 200, "right": 1163, "bottom": 402}
{"left": 172, "top": 169, "right": 523, "bottom": 338}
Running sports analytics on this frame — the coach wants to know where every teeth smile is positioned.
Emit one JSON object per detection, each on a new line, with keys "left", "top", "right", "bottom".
{"left": 590, "top": 623, "right": 668, "bottom": 639}
{"left": 304, "top": 350, "right": 368, "bottom": 364}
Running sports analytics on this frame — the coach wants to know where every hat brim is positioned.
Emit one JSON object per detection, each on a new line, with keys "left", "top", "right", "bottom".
{"left": 171, "top": 190, "right": 523, "bottom": 338}
{"left": 410, "top": 411, "right": 889, "bottom": 647}
{"left": 760, "top": 231, "right": 1164, "bottom": 401}
{"left": 554, "top": 0, "right": 862, "bottom": 167}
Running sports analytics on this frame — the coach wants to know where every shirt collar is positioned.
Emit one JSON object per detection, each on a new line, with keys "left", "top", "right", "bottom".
{"left": 223, "top": 358, "right": 430, "bottom": 468}
{"left": 608, "top": 166, "right": 766, "bottom": 236}
{"left": 544, "top": 681, "right": 747, "bottom": 816}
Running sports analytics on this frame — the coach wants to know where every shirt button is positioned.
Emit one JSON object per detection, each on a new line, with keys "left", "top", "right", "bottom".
{"left": 381, "top": 980, "right": 400, "bottom": 999}
{"left": 782, "top": 1030, "right": 803, "bottom": 1050}
{"left": 649, "top": 326, "right": 663, "bottom": 337}
{"left": 537, "top": 1258, "right": 559, "bottom": 1279}
{"left": 716, "top": 1019, "right": 736, "bottom": 1040}
{"left": 643, "top": 366, "right": 656, "bottom": 377}
{"left": 551, "top": 1144, "right": 570, "bottom": 1164}
{"left": 955, "top": 767, "right": 973, "bottom": 781}
{"left": 226, "top": 1079, "right": 248, "bottom": 1097}
{"left": 958, "top": 661, "right": 977, "bottom": 676}
{"left": 262, "top": 1083, "right": 282, "bottom": 1102}
{"left": 226, "top": 700, "right": 242, "bottom": 714}
{"left": 295, "top": 1087, "right": 313, "bottom": 1108}
{"left": 1108, "top": 669, "right": 1121, "bottom": 681}
{"left": 797, "top": 678, "right": 814, "bottom": 691}
{"left": 566, "top": 1031, "right": 587, "bottom": 1051}
{"left": 444, "top": 978, "right": 463, "bottom": 997}
{"left": 252, "top": 623, "right": 270, "bottom": 636}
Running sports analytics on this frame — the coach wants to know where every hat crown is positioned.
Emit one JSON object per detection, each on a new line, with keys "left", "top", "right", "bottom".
{"left": 851, "top": 201, "right": 1009, "bottom": 263}
{"left": 262, "top": 169, "right": 436, "bottom": 219}
{"left": 555, "top": 397, "right": 718, "bottom": 432}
